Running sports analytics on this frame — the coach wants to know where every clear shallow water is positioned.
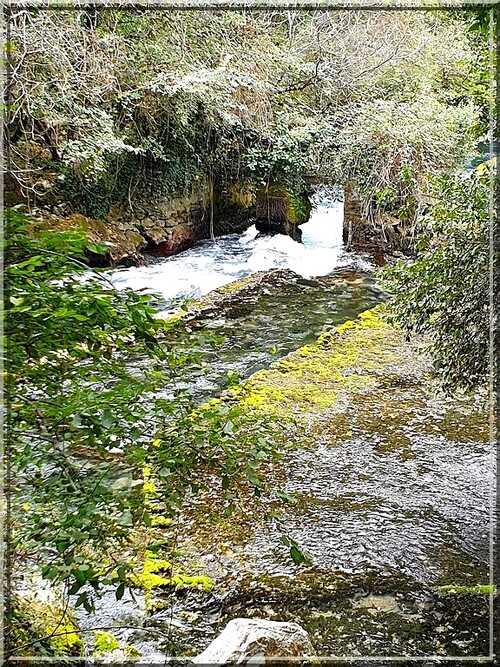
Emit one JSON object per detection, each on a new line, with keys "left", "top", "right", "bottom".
{"left": 109, "top": 196, "right": 372, "bottom": 308}
{"left": 238, "top": 434, "right": 489, "bottom": 583}
{"left": 154, "top": 271, "right": 388, "bottom": 403}
{"left": 73, "top": 194, "right": 490, "bottom": 661}
{"left": 157, "top": 362, "right": 491, "bottom": 659}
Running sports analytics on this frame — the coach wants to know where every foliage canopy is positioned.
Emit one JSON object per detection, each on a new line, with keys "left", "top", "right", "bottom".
{"left": 381, "top": 171, "right": 492, "bottom": 393}
{"left": 6, "top": 9, "right": 486, "bottom": 220}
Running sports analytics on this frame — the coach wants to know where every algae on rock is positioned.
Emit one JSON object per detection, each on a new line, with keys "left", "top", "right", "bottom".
{"left": 227, "top": 307, "right": 399, "bottom": 416}
{"left": 6, "top": 593, "right": 83, "bottom": 659}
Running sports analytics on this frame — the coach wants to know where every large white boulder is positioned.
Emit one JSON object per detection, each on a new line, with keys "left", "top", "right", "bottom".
{"left": 192, "top": 617, "right": 315, "bottom": 665}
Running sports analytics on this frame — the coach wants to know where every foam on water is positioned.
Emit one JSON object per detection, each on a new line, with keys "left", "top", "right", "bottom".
{"left": 109, "top": 195, "right": 372, "bottom": 305}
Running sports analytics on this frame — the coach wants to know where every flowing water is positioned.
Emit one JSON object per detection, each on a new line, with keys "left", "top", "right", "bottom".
{"left": 139, "top": 271, "right": 387, "bottom": 404}
{"left": 112, "top": 194, "right": 385, "bottom": 402}
{"left": 72, "top": 192, "right": 491, "bottom": 662}
{"left": 110, "top": 193, "right": 370, "bottom": 307}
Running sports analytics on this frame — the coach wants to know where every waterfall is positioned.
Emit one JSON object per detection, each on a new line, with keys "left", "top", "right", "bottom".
{"left": 109, "top": 190, "right": 371, "bottom": 307}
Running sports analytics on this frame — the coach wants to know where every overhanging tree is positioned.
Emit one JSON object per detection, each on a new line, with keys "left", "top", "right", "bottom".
{"left": 381, "top": 170, "right": 492, "bottom": 393}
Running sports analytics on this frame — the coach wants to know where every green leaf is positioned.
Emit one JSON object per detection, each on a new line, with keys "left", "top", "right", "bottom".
{"left": 68, "top": 580, "right": 83, "bottom": 595}
{"left": 223, "top": 420, "right": 234, "bottom": 434}
{"left": 290, "top": 545, "right": 306, "bottom": 565}
{"left": 74, "top": 568, "right": 87, "bottom": 585}
{"left": 245, "top": 465, "right": 263, "bottom": 488}
{"left": 101, "top": 409, "right": 115, "bottom": 429}
{"left": 276, "top": 490, "right": 297, "bottom": 504}
{"left": 118, "top": 510, "right": 133, "bottom": 526}
{"left": 115, "top": 583, "right": 126, "bottom": 600}
{"left": 75, "top": 593, "right": 88, "bottom": 608}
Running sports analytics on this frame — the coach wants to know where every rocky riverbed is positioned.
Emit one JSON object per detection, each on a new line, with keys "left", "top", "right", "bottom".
{"left": 75, "top": 303, "right": 491, "bottom": 662}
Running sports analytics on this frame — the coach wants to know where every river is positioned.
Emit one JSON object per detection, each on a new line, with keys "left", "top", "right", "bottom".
{"left": 109, "top": 191, "right": 370, "bottom": 307}
{"left": 110, "top": 193, "right": 385, "bottom": 401}
{"left": 72, "top": 191, "right": 491, "bottom": 663}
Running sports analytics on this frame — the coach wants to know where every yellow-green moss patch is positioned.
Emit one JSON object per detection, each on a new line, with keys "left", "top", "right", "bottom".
{"left": 130, "top": 554, "right": 213, "bottom": 593}
{"left": 228, "top": 182, "right": 255, "bottom": 209}
{"left": 93, "top": 631, "right": 120, "bottom": 655}
{"left": 7, "top": 594, "right": 83, "bottom": 658}
{"left": 151, "top": 515, "right": 172, "bottom": 528}
{"left": 226, "top": 307, "right": 399, "bottom": 416}
{"left": 436, "top": 584, "right": 495, "bottom": 596}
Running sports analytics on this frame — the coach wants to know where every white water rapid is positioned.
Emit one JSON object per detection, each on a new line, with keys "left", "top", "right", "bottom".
{"left": 109, "top": 192, "right": 371, "bottom": 306}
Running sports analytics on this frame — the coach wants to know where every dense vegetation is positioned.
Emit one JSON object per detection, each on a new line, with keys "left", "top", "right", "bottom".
{"left": 7, "top": 9, "right": 484, "bottom": 221}
{"left": 4, "top": 6, "right": 494, "bottom": 659}
{"left": 382, "top": 170, "right": 492, "bottom": 393}
{"left": 380, "top": 9, "right": 495, "bottom": 393}
{"left": 6, "top": 205, "right": 281, "bottom": 625}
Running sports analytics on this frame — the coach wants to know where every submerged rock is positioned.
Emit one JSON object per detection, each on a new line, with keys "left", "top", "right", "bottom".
{"left": 192, "top": 617, "right": 315, "bottom": 665}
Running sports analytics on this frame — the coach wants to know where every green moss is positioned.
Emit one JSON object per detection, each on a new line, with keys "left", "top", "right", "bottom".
{"left": 6, "top": 594, "right": 83, "bottom": 658}
{"left": 154, "top": 312, "right": 184, "bottom": 330}
{"left": 151, "top": 515, "right": 172, "bottom": 528}
{"left": 131, "top": 554, "right": 213, "bottom": 593}
{"left": 47, "top": 613, "right": 82, "bottom": 655}
{"left": 228, "top": 182, "right": 255, "bottom": 208}
{"left": 215, "top": 275, "right": 257, "bottom": 295}
{"left": 227, "top": 307, "right": 396, "bottom": 416}
{"left": 139, "top": 556, "right": 173, "bottom": 590}
{"left": 143, "top": 479, "right": 158, "bottom": 497}
{"left": 288, "top": 193, "right": 312, "bottom": 225}
{"left": 93, "top": 631, "right": 120, "bottom": 655}
{"left": 436, "top": 584, "right": 495, "bottom": 595}
{"left": 92, "top": 633, "right": 142, "bottom": 661}
{"left": 126, "top": 464, "right": 213, "bottom": 612}
{"left": 256, "top": 185, "right": 311, "bottom": 227}
{"left": 192, "top": 274, "right": 261, "bottom": 312}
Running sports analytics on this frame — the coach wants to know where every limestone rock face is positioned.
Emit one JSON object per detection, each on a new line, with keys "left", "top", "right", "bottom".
{"left": 142, "top": 226, "right": 168, "bottom": 245}
{"left": 342, "top": 182, "right": 410, "bottom": 259}
{"left": 39, "top": 213, "right": 147, "bottom": 267}
{"left": 254, "top": 187, "right": 310, "bottom": 243}
{"left": 149, "top": 222, "right": 197, "bottom": 256}
{"left": 192, "top": 618, "right": 315, "bottom": 665}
